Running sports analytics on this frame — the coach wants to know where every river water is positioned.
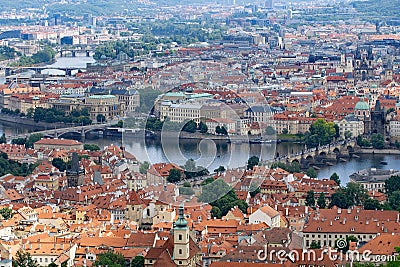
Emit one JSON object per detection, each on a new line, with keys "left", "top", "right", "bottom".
{"left": 2, "top": 121, "right": 400, "bottom": 185}
{"left": 1, "top": 56, "right": 399, "bottom": 185}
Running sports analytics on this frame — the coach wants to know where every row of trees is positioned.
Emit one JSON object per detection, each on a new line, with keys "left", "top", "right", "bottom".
{"left": 12, "top": 133, "right": 43, "bottom": 149}
{"left": 10, "top": 46, "right": 56, "bottom": 66}
{"left": 0, "top": 152, "right": 37, "bottom": 177}
{"left": 0, "top": 46, "right": 20, "bottom": 61}
{"left": 30, "top": 107, "right": 92, "bottom": 125}
{"left": 356, "top": 133, "right": 385, "bottom": 149}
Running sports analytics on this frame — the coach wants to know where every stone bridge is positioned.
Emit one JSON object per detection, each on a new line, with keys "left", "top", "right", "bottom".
{"left": 7, "top": 124, "right": 111, "bottom": 142}
{"left": 278, "top": 140, "right": 358, "bottom": 167}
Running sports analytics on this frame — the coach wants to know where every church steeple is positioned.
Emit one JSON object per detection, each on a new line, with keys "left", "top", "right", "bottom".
{"left": 173, "top": 203, "right": 190, "bottom": 266}
{"left": 175, "top": 203, "right": 188, "bottom": 228}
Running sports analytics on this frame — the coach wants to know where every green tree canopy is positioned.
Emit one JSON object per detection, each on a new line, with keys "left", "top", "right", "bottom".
{"left": 330, "top": 172, "right": 341, "bottom": 186}
{"left": 371, "top": 133, "right": 384, "bottom": 149}
{"left": 247, "top": 156, "right": 259, "bottom": 170}
{"left": 317, "top": 192, "right": 326, "bottom": 209}
{"left": 167, "top": 168, "right": 181, "bottom": 183}
{"left": 13, "top": 250, "right": 39, "bottom": 267}
{"left": 305, "top": 190, "right": 315, "bottom": 207}
{"left": 139, "top": 161, "right": 150, "bottom": 174}
{"left": 131, "top": 255, "right": 144, "bottom": 267}
{"left": 305, "top": 119, "right": 336, "bottom": 148}
{"left": 306, "top": 167, "right": 317, "bottom": 178}
{"left": 93, "top": 251, "right": 125, "bottom": 267}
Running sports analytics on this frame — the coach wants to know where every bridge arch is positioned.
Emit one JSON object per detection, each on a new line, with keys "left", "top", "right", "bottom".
{"left": 333, "top": 147, "right": 340, "bottom": 154}
{"left": 319, "top": 151, "right": 327, "bottom": 157}
{"left": 305, "top": 155, "right": 313, "bottom": 161}
{"left": 291, "top": 159, "right": 300, "bottom": 164}
{"left": 347, "top": 145, "right": 354, "bottom": 152}
{"left": 58, "top": 131, "right": 82, "bottom": 138}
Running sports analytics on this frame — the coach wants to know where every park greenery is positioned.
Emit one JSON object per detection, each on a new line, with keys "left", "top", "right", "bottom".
{"left": 167, "top": 168, "right": 182, "bottom": 183}
{"left": 93, "top": 250, "right": 126, "bottom": 267}
{"left": 30, "top": 107, "right": 92, "bottom": 125}
{"left": 94, "top": 21, "right": 225, "bottom": 60}
{"left": 270, "top": 161, "right": 301, "bottom": 173}
{"left": 0, "top": 152, "right": 37, "bottom": 177}
{"left": 139, "top": 161, "right": 150, "bottom": 174}
{"left": 12, "top": 133, "right": 43, "bottom": 149}
{"left": 357, "top": 134, "right": 385, "bottom": 149}
{"left": 10, "top": 46, "right": 56, "bottom": 66}
{"left": 0, "top": 46, "right": 20, "bottom": 61}
{"left": 13, "top": 250, "right": 39, "bottom": 267}
{"left": 0, "top": 207, "right": 12, "bottom": 220}
{"left": 84, "top": 144, "right": 101, "bottom": 151}
{"left": 198, "top": 178, "right": 248, "bottom": 218}
{"left": 304, "top": 119, "right": 337, "bottom": 148}
{"left": 182, "top": 159, "right": 209, "bottom": 179}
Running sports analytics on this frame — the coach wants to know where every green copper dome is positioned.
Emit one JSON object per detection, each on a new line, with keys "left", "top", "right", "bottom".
{"left": 174, "top": 203, "right": 188, "bottom": 228}
{"left": 355, "top": 100, "right": 369, "bottom": 110}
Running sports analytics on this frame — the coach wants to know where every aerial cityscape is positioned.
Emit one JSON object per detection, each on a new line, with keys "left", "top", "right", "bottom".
{"left": 0, "top": 0, "right": 399, "bottom": 266}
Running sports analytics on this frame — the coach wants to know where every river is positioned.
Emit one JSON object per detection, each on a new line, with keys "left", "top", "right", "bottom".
{"left": 2, "top": 121, "right": 400, "bottom": 185}
{"left": 1, "top": 56, "right": 399, "bottom": 185}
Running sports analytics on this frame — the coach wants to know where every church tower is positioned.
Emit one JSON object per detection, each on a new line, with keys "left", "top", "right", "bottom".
{"left": 173, "top": 203, "right": 190, "bottom": 266}
{"left": 66, "top": 152, "right": 85, "bottom": 187}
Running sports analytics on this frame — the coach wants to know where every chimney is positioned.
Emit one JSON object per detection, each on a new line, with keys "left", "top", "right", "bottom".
{"left": 330, "top": 221, "right": 333, "bottom": 226}
{"left": 347, "top": 208, "right": 351, "bottom": 214}
{"left": 343, "top": 218, "right": 346, "bottom": 225}
{"left": 305, "top": 206, "right": 309, "bottom": 214}
{"left": 337, "top": 208, "right": 341, "bottom": 214}
{"left": 285, "top": 207, "right": 289, "bottom": 216}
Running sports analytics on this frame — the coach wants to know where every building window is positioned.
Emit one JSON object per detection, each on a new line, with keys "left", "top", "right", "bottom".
{"left": 179, "top": 249, "right": 182, "bottom": 254}
{"left": 179, "top": 234, "right": 182, "bottom": 241}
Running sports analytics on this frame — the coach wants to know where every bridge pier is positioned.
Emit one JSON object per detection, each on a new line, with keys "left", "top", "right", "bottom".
{"left": 60, "top": 51, "right": 63, "bottom": 57}
{"left": 72, "top": 51, "right": 76, "bottom": 57}
{"left": 81, "top": 129, "right": 85, "bottom": 142}
{"left": 86, "top": 51, "right": 90, "bottom": 57}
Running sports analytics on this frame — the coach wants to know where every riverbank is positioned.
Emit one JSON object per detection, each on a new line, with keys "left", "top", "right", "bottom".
{"left": 0, "top": 114, "right": 65, "bottom": 130}
{"left": 358, "top": 148, "right": 400, "bottom": 155}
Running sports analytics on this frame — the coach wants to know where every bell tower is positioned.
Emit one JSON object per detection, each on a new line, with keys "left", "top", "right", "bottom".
{"left": 173, "top": 203, "right": 190, "bottom": 266}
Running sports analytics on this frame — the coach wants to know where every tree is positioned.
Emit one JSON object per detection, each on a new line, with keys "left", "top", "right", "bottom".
{"left": 385, "top": 176, "right": 400, "bottom": 196}
{"left": 389, "top": 191, "right": 400, "bottom": 211}
{"left": 364, "top": 198, "right": 381, "bottom": 210}
{"left": 211, "top": 206, "right": 222, "bottom": 218}
{"left": 131, "top": 255, "right": 144, "bottom": 267}
{"left": 183, "top": 120, "right": 197, "bottom": 133}
{"left": 52, "top": 158, "right": 67, "bottom": 172}
{"left": 247, "top": 156, "right": 259, "bottom": 170}
{"left": 167, "top": 168, "right": 181, "bottom": 183}
{"left": 184, "top": 159, "right": 196, "bottom": 172}
{"left": 25, "top": 134, "right": 44, "bottom": 149}
{"left": 344, "top": 131, "right": 352, "bottom": 139}
{"left": 330, "top": 189, "right": 349, "bottom": 208}
{"left": 309, "top": 240, "right": 321, "bottom": 249}
{"left": 265, "top": 126, "right": 276, "bottom": 135}
{"left": 0, "top": 133, "right": 6, "bottom": 144}
{"left": 48, "top": 263, "right": 58, "bottom": 267}
{"left": 0, "top": 207, "right": 12, "bottom": 220}
{"left": 214, "top": 166, "right": 226, "bottom": 173}
{"left": 282, "top": 128, "right": 288, "bottom": 134}
{"left": 330, "top": 172, "right": 341, "bottom": 186}
{"left": 306, "top": 167, "right": 317, "bottom": 178}
{"left": 305, "top": 119, "right": 336, "bottom": 148}
{"left": 84, "top": 144, "right": 100, "bottom": 151}
{"left": 13, "top": 250, "right": 39, "bottom": 267}
{"left": 371, "top": 133, "right": 384, "bottom": 149}
{"left": 215, "top": 126, "right": 221, "bottom": 135}
{"left": 199, "top": 122, "right": 208, "bottom": 134}
{"left": 220, "top": 126, "right": 228, "bottom": 135}
{"left": 96, "top": 114, "right": 106, "bottom": 123}
{"left": 305, "top": 190, "right": 315, "bottom": 207}
{"left": 317, "top": 192, "right": 326, "bottom": 208}
{"left": 93, "top": 251, "right": 126, "bottom": 267}
{"left": 139, "top": 161, "right": 150, "bottom": 174}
